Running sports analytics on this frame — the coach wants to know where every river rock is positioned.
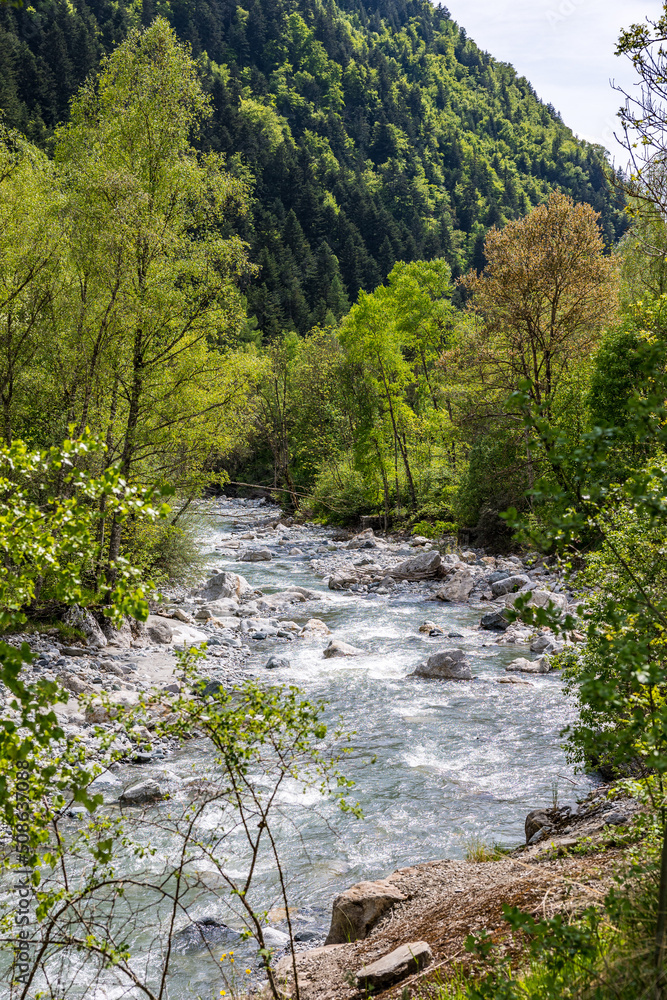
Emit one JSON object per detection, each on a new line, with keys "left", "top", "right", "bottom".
{"left": 200, "top": 598, "right": 240, "bottom": 618}
{"left": 480, "top": 610, "right": 510, "bottom": 631}
{"left": 172, "top": 917, "right": 240, "bottom": 953}
{"left": 505, "top": 589, "right": 568, "bottom": 611}
{"left": 505, "top": 657, "right": 549, "bottom": 674}
{"left": 323, "top": 639, "right": 363, "bottom": 658}
{"left": 525, "top": 809, "right": 551, "bottom": 843}
{"left": 85, "top": 700, "right": 117, "bottom": 723}
{"left": 347, "top": 529, "right": 377, "bottom": 550}
{"left": 61, "top": 673, "right": 93, "bottom": 696}
{"left": 418, "top": 620, "right": 443, "bottom": 635}
{"left": 265, "top": 656, "right": 291, "bottom": 669}
{"left": 172, "top": 608, "right": 195, "bottom": 623}
{"left": 325, "top": 879, "right": 407, "bottom": 944}
{"left": 491, "top": 574, "right": 530, "bottom": 597}
{"left": 170, "top": 622, "right": 208, "bottom": 646}
{"left": 530, "top": 634, "right": 563, "bottom": 654}
{"left": 263, "top": 927, "right": 290, "bottom": 948}
{"left": 411, "top": 649, "right": 472, "bottom": 680}
{"left": 299, "top": 618, "right": 332, "bottom": 637}
{"left": 486, "top": 570, "right": 511, "bottom": 585}
{"left": 356, "top": 941, "right": 433, "bottom": 991}
{"left": 496, "top": 624, "right": 533, "bottom": 645}
{"left": 100, "top": 615, "right": 134, "bottom": 647}
{"left": 328, "top": 569, "right": 360, "bottom": 590}
{"left": 145, "top": 616, "right": 173, "bottom": 644}
{"left": 390, "top": 549, "right": 443, "bottom": 581}
{"left": 99, "top": 659, "right": 124, "bottom": 677}
{"left": 200, "top": 571, "right": 253, "bottom": 601}
{"left": 64, "top": 606, "right": 108, "bottom": 648}
{"left": 435, "top": 570, "right": 474, "bottom": 603}
{"left": 238, "top": 548, "right": 273, "bottom": 562}
{"left": 119, "top": 779, "right": 163, "bottom": 805}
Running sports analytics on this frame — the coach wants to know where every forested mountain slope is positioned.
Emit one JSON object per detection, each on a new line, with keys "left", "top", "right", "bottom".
{"left": 0, "top": 0, "right": 626, "bottom": 335}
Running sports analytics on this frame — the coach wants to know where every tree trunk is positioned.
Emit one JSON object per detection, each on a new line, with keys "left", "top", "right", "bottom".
{"left": 655, "top": 814, "right": 667, "bottom": 999}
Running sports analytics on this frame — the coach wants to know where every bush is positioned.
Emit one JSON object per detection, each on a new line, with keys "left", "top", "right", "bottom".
{"left": 310, "top": 456, "right": 383, "bottom": 525}
{"left": 412, "top": 519, "right": 458, "bottom": 539}
{"left": 124, "top": 518, "right": 207, "bottom": 585}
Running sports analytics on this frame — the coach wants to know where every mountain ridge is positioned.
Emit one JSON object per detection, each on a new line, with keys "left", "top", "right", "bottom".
{"left": 0, "top": 0, "right": 626, "bottom": 335}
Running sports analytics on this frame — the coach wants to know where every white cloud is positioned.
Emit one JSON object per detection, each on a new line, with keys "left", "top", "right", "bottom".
{"left": 442, "top": 0, "right": 664, "bottom": 166}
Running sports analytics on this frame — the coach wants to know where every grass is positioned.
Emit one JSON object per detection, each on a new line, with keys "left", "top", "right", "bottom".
{"left": 464, "top": 836, "right": 512, "bottom": 863}
{"left": 0, "top": 618, "right": 86, "bottom": 643}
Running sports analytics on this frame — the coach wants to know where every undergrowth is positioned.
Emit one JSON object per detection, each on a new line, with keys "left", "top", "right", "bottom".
{"left": 414, "top": 814, "right": 662, "bottom": 1000}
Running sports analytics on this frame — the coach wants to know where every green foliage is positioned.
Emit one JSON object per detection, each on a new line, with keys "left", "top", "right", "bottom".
{"left": 0, "top": 433, "right": 164, "bottom": 870}
{"left": 412, "top": 519, "right": 457, "bottom": 538}
{"left": 122, "top": 517, "right": 207, "bottom": 586}
{"left": 0, "top": 20, "right": 261, "bottom": 565}
{"left": 0, "top": 431, "right": 170, "bottom": 623}
{"left": 0, "top": 0, "right": 626, "bottom": 338}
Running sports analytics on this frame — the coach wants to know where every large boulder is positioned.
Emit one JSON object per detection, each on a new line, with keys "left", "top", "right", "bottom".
{"left": 356, "top": 942, "right": 433, "bottom": 991}
{"left": 200, "top": 571, "right": 252, "bottom": 601}
{"left": 101, "top": 616, "right": 134, "bottom": 648}
{"left": 411, "top": 649, "right": 472, "bottom": 681}
{"left": 323, "top": 639, "right": 363, "bottom": 658}
{"left": 238, "top": 548, "right": 273, "bottom": 562}
{"left": 525, "top": 809, "right": 551, "bottom": 843}
{"left": 325, "top": 880, "right": 407, "bottom": 944}
{"left": 491, "top": 574, "right": 530, "bottom": 597}
{"left": 64, "top": 606, "right": 107, "bottom": 648}
{"left": 390, "top": 550, "right": 443, "bottom": 581}
{"left": 435, "top": 570, "right": 474, "bottom": 603}
{"left": 145, "top": 616, "right": 173, "bottom": 644}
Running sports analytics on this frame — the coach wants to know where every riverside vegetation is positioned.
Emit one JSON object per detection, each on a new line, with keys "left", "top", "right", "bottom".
{"left": 2, "top": 1, "right": 667, "bottom": 999}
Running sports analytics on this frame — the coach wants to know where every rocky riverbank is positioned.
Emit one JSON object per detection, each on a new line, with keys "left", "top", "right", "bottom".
{"left": 268, "top": 784, "right": 644, "bottom": 1000}
{"left": 3, "top": 497, "right": 579, "bottom": 771}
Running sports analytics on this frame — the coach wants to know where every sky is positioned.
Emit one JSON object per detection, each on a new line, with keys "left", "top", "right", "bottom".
{"left": 442, "top": 0, "right": 664, "bottom": 167}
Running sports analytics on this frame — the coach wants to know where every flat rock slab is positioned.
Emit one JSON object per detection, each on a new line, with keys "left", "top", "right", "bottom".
{"left": 505, "top": 657, "right": 549, "bottom": 674}
{"left": 238, "top": 549, "right": 273, "bottom": 562}
{"left": 356, "top": 941, "right": 433, "bottom": 990}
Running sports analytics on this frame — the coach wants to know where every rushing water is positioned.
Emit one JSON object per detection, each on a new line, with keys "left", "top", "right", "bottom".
{"left": 123, "top": 499, "right": 589, "bottom": 996}
{"left": 4, "top": 499, "right": 592, "bottom": 999}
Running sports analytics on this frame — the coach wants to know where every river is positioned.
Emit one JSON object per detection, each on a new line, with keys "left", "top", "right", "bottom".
{"left": 135, "top": 498, "right": 589, "bottom": 998}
